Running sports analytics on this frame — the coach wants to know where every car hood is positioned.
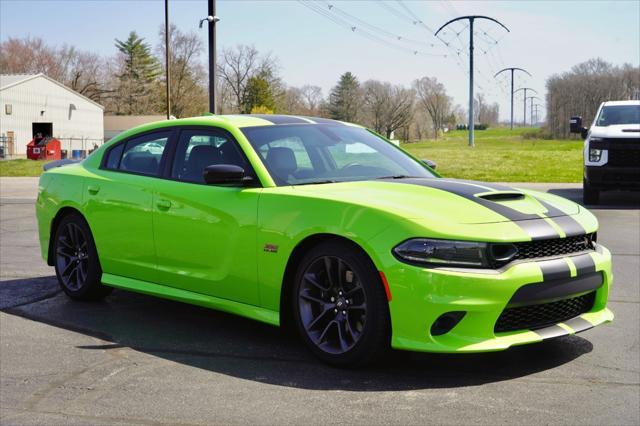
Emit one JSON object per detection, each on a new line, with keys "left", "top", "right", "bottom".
{"left": 590, "top": 124, "right": 640, "bottom": 138}
{"left": 291, "top": 178, "right": 581, "bottom": 226}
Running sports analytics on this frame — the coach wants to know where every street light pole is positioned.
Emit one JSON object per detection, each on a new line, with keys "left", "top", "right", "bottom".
{"left": 164, "top": 0, "right": 171, "bottom": 119}
{"left": 435, "top": 16, "right": 509, "bottom": 147}
{"left": 208, "top": 0, "right": 217, "bottom": 114}
{"left": 494, "top": 67, "right": 531, "bottom": 130}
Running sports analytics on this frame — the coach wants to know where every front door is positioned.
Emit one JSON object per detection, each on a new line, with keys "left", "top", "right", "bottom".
{"left": 84, "top": 130, "right": 172, "bottom": 283}
{"left": 152, "top": 128, "right": 261, "bottom": 305}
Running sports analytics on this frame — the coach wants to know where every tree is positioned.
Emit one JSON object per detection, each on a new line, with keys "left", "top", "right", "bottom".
{"left": 243, "top": 74, "right": 276, "bottom": 113}
{"left": 300, "top": 85, "right": 323, "bottom": 115}
{"left": 329, "top": 72, "right": 361, "bottom": 122}
{"left": 413, "top": 76, "right": 452, "bottom": 139}
{"left": 362, "top": 80, "right": 414, "bottom": 138}
{"left": 0, "top": 37, "right": 110, "bottom": 103}
{"left": 114, "top": 32, "right": 160, "bottom": 114}
{"left": 474, "top": 93, "right": 499, "bottom": 126}
{"left": 157, "top": 24, "right": 208, "bottom": 118}
{"left": 217, "top": 45, "right": 279, "bottom": 113}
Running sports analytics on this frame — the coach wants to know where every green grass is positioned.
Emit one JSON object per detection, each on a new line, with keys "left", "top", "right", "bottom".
{"left": 402, "top": 128, "right": 583, "bottom": 182}
{"left": 0, "top": 159, "right": 49, "bottom": 177}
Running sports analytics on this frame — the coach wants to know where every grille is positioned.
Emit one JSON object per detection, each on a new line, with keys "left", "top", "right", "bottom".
{"left": 608, "top": 148, "right": 640, "bottom": 167}
{"left": 511, "top": 234, "right": 594, "bottom": 262}
{"left": 494, "top": 292, "right": 595, "bottom": 333}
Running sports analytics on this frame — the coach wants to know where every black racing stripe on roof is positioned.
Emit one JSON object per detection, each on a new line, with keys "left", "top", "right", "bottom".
{"left": 246, "top": 115, "right": 310, "bottom": 124}
{"left": 385, "top": 178, "right": 560, "bottom": 240}
{"left": 297, "top": 116, "right": 345, "bottom": 125}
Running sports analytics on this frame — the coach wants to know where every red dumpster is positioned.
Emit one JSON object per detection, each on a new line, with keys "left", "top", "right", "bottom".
{"left": 26, "top": 136, "right": 62, "bottom": 160}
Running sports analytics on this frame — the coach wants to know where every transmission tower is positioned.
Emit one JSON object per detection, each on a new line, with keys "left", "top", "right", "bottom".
{"left": 494, "top": 67, "right": 531, "bottom": 130}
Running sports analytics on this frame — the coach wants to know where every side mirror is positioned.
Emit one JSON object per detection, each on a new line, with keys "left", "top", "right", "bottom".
{"left": 203, "top": 164, "right": 249, "bottom": 185}
{"left": 570, "top": 116, "right": 589, "bottom": 139}
{"left": 422, "top": 159, "right": 437, "bottom": 170}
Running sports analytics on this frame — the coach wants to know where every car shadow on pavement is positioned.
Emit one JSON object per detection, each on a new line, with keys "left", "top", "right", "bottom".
{"left": 547, "top": 188, "right": 640, "bottom": 210}
{"left": 1, "top": 276, "right": 594, "bottom": 391}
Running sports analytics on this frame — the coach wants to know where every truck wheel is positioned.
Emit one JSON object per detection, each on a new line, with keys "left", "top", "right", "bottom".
{"left": 53, "top": 213, "right": 112, "bottom": 301}
{"left": 583, "top": 178, "right": 600, "bottom": 205}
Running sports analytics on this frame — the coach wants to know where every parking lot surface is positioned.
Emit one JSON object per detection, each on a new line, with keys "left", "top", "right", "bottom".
{"left": 1, "top": 177, "right": 638, "bottom": 425}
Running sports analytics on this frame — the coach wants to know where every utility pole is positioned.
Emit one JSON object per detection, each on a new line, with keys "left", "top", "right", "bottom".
{"left": 164, "top": 0, "right": 171, "bottom": 119}
{"left": 514, "top": 87, "right": 536, "bottom": 126}
{"left": 494, "top": 67, "right": 531, "bottom": 130}
{"left": 527, "top": 96, "right": 541, "bottom": 125}
{"left": 533, "top": 103, "right": 544, "bottom": 124}
{"left": 435, "top": 16, "right": 509, "bottom": 147}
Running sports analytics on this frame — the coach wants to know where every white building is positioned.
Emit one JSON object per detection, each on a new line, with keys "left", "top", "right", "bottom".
{"left": 0, "top": 74, "right": 104, "bottom": 157}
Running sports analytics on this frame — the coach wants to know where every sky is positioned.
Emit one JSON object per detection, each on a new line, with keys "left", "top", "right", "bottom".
{"left": 1, "top": 0, "right": 639, "bottom": 121}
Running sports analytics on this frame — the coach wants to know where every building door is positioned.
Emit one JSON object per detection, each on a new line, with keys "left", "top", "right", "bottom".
{"left": 6, "top": 131, "right": 14, "bottom": 156}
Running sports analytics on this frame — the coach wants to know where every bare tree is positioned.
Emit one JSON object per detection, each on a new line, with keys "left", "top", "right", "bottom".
{"left": 362, "top": 80, "right": 414, "bottom": 139}
{"left": 217, "top": 45, "right": 279, "bottom": 113}
{"left": 413, "top": 76, "right": 452, "bottom": 139}
{"left": 300, "top": 85, "right": 323, "bottom": 115}
{"left": 157, "top": 24, "right": 207, "bottom": 118}
{"left": 546, "top": 58, "right": 640, "bottom": 138}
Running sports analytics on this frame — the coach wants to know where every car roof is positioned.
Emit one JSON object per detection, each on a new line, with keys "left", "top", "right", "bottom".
{"left": 155, "top": 114, "right": 360, "bottom": 129}
{"left": 601, "top": 100, "right": 640, "bottom": 107}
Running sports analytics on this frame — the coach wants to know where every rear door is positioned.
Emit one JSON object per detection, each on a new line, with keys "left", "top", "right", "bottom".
{"left": 152, "top": 127, "right": 261, "bottom": 305}
{"left": 84, "top": 130, "right": 173, "bottom": 282}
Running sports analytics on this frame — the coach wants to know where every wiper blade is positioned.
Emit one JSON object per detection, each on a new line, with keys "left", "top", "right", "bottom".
{"left": 294, "top": 179, "right": 338, "bottom": 186}
{"left": 374, "top": 175, "right": 417, "bottom": 180}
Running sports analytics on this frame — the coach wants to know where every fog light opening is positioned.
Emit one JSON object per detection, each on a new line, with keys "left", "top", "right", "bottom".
{"left": 430, "top": 311, "right": 467, "bottom": 336}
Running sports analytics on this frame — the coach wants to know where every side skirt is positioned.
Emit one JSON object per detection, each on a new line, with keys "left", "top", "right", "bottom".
{"left": 101, "top": 273, "right": 280, "bottom": 327}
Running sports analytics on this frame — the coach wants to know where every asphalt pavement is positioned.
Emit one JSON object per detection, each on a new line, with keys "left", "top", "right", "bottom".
{"left": 1, "top": 177, "right": 638, "bottom": 425}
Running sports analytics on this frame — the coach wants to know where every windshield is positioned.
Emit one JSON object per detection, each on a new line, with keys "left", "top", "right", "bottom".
{"left": 595, "top": 105, "right": 640, "bottom": 126}
{"left": 242, "top": 124, "right": 435, "bottom": 185}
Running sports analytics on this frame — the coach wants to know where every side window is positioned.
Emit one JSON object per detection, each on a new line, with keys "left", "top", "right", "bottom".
{"left": 259, "top": 137, "right": 313, "bottom": 180}
{"left": 171, "top": 130, "right": 247, "bottom": 183}
{"left": 104, "top": 143, "right": 124, "bottom": 169}
{"left": 105, "top": 132, "right": 170, "bottom": 176}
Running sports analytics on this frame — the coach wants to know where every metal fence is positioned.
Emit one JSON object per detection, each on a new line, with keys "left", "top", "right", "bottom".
{"left": 0, "top": 136, "right": 107, "bottom": 160}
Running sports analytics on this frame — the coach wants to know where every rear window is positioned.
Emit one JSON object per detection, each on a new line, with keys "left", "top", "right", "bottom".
{"left": 104, "top": 131, "right": 170, "bottom": 176}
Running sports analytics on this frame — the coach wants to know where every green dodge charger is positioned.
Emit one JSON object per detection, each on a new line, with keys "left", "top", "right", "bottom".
{"left": 36, "top": 114, "right": 613, "bottom": 366}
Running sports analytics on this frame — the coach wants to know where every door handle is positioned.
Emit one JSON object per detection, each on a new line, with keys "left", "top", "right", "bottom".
{"left": 87, "top": 185, "right": 100, "bottom": 195}
{"left": 156, "top": 199, "right": 172, "bottom": 210}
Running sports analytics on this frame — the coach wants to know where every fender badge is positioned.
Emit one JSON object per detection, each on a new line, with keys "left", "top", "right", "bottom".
{"left": 264, "top": 244, "right": 279, "bottom": 253}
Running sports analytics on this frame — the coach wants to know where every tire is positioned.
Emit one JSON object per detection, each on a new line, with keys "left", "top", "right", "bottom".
{"left": 292, "top": 240, "right": 390, "bottom": 367}
{"left": 583, "top": 178, "right": 600, "bottom": 205}
{"left": 53, "top": 212, "right": 112, "bottom": 301}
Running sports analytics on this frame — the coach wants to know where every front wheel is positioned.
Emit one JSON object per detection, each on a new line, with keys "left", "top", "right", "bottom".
{"left": 53, "top": 213, "right": 112, "bottom": 300}
{"left": 292, "top": 240, "right": 390, "bottom": 366}
{"left": 583, "top": 178, "right": 600, "bottom": 205}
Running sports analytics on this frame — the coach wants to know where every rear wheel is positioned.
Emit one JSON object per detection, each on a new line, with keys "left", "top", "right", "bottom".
{"left": 583, "top": 178, "right": 600, "bottom": 205}
{"left": 53, "top": 213, "right": 112, "bottom": 300}
{"left": 292, "top": 240, "right": 390, "bottom": 366}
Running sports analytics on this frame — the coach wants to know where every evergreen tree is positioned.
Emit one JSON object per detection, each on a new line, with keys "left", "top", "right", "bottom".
{"left": 114, "top": 31, "right": 160, "bottom": 114}
{"left": 243, "top": 74, "right": 275, "bottom": 113}
{"left": 329, "top": 72, "right": 361, "bottom": 122}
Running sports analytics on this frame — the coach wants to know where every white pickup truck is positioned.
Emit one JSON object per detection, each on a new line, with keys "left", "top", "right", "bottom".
{"left": 570, "top": 100, "right": 640, "bottom": 204}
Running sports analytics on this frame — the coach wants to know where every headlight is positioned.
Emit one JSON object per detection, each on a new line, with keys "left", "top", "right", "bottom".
{"left": 393, "top": 238, "right": 492, "bottom": 268}
{"left": 589, "top": 148, "right": 602, "bottom": 162}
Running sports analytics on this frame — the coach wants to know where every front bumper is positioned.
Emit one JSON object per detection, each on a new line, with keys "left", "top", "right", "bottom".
{"left": 381, "top": 244, "right": 613, "bottom": 353}
{"left": 585, "top": 165, "right": 640, "bottom": 190}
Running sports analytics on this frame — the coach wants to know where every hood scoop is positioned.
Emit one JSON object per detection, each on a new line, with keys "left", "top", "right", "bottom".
{"left": 476, "top": 191, "right": 525, "bottom": 202}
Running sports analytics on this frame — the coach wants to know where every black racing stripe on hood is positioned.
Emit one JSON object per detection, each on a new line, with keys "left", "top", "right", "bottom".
{"left": 538, "top": 258, "right": 572, "bottom": 281}
{"left": 464, "top": 181, "right": 587, "bottom": 237}
{"left": 386, "top": 178, "right": 560, "bottom": 240}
